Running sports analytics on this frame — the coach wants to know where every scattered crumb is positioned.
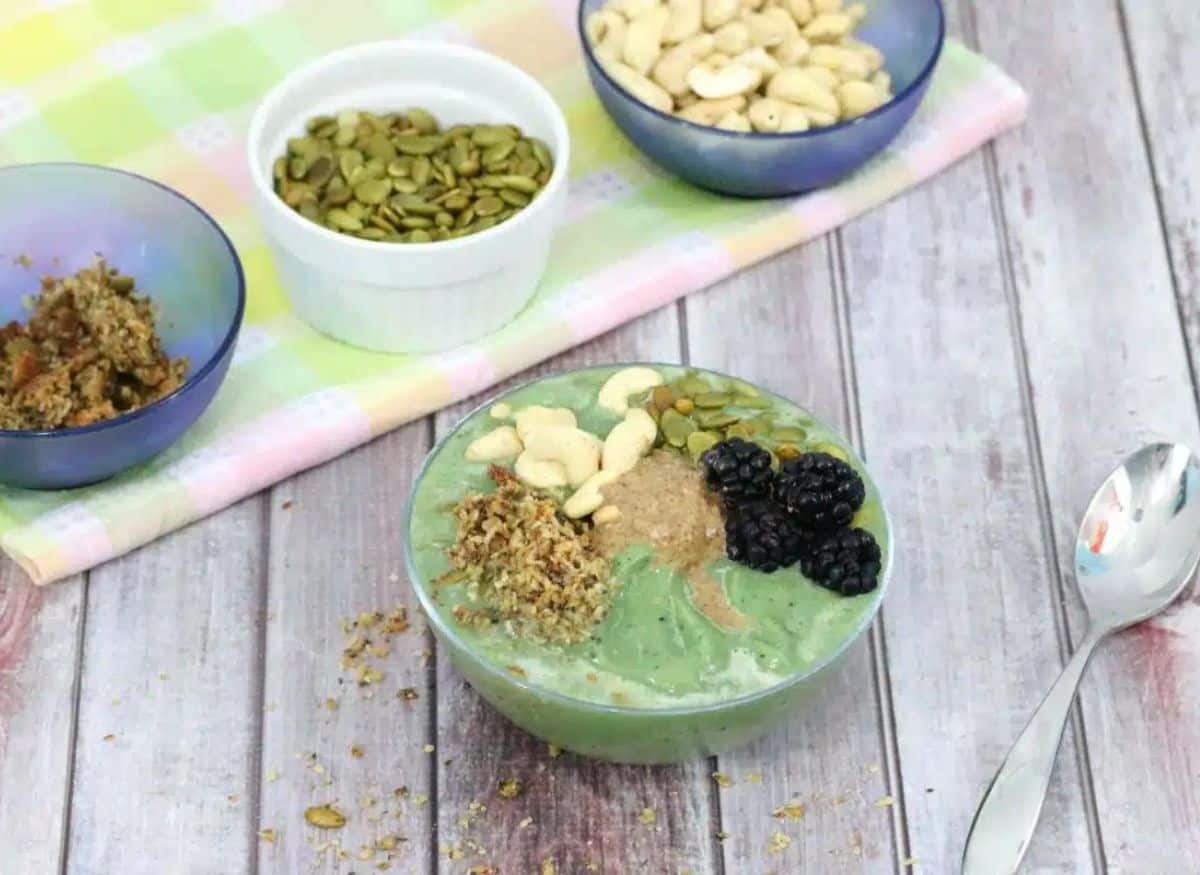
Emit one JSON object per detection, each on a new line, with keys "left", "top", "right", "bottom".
{"left": 715, "top": 831, "right": 730, "bottom": 842}
{"left": 399, "top": 687, "right": 419, "bottom": 701}
{"left": 548, "top": 744, "right": 563, "bottom": 759}
{"left": 519, "top": 816, "right": 534, "bottom": 829}
{"left": 102, "top": 734, "right": 115, "bottom": 742}
{"left": 638, "top": 807, "right": 656, "bottom": 825}
{"left": 875, "top": 795, "right": 894, "bottom": 808}
{"left": 772, "top": 800, "right": 805, "bottom": 821}
{"left": 768, "top": 830, "right": 792, "bottom": 854}
{"left": 468, "top": 866, "right": 498, "bottom": 875}
{"left": 259, "top": 828, "right": 278, "bottom": 843}
{"left": 497, "top": 778, "right": 523, "bottom": 799}
{"left": 423, "top": 744, "right": 435, "bottom": 753}
{"left": 746, "top": 771, "right": 763, "bottom": 784}
{"left": 506, "top": 664, "right": 527, "bottom": 678}
{"left": 541, "top": 858, "right": 557, "bottom": 875}
{"left": 585, "top": 863, "right": 600, "bottom": 873}
{"left": 712, "top": 772, "right": 733, "bottom": 788}
{"left": 265, "top": 768, "right": 280, "bottom": 782}
{"left": 15, "top": 254, "right": 31, "bottom": 268}
{"left": 903, "top": 857, "right": 919, "bottom": 867}
{"left": 228, "top": 794, "right": 239, "bottom": 805}
{"left": 158, "top": 672, "right": 168, "bottom": 681}
{"left": 324, "top": 698, "right": 339, "bottom": 711}
{"left": 413, "top": 793, "right": 429, "bottom": 806}
{"left": 349, "top": 744, "right": 364, "bottom": 759}
{"left": 305, "top": 804, "right": 347, "bottom": 830}
{"left": 281, "top": 500, "right": 294, "bottom": 510}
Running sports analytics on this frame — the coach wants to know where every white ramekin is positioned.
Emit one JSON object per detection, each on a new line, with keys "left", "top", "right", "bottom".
{"left": 247, "top": 40, "right": 570, "bottom": 353}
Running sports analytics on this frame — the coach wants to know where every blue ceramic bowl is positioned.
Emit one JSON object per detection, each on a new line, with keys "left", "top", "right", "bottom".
{"left": 578, "top": 0, "right": 945, "bottom": 196}
{"left": 0, "top": 164, "right": 245, "bottom": 490}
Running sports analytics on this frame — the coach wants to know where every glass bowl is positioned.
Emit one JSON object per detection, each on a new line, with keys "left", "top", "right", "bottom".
{"left": 0, "top": 164, "right": 245, "bottom": 490}
{"left": 404, "top": 363, "right": 893, "bottom": 763}
{"left": 578, "top": 0, "right": 946, "bottom": 197}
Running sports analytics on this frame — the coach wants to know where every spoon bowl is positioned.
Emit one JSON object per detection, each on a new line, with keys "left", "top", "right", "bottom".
{"left": 1076, "top": 442, "right": 1200, "bottom": 628}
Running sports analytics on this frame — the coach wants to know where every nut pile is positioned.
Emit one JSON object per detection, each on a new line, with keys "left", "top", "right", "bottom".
{"left": 586, "top": 0, "right": 893, "bottom": 132}
{"left": 274, "top": 108, "right": 554, "bottom": 243}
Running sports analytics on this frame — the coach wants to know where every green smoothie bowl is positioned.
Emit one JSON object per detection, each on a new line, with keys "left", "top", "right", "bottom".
{"left": 405, "top": 364, "right": 892, "bottom": 764}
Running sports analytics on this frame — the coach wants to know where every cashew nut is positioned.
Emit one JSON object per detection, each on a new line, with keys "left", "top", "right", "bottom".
{"left": 688, "top": 61, "right": 762, "bottom": 98}
{"left": 802, "top": 106, "right": 839, "bottom": 127}
{"left": 586, "top": 9, "right": 628, "bottom": 62}
{"left": 772, "top": 34, "right": 811, "bottom": 66}
{"left": 809, "top": 44, "right": 869, "bottom": 80}
{"left": 871, "top": 69, "right": 892, "bottom": 94}
{"left": 515, "top": 453, "right": 568, "bottom": 489}
{"left": 563, "top": 470, "right": 619, "bottom": 519}
{"left": 778, "top": 102, "right": 812, "bottom": 131}
{"left": 612, "top": 0, "right": 662, "bottom": 17}
{"left": 840, "top": 36, "right": 883, "bottom": 73}
{"left": 740, "top": 0, "right": 766, "bottom": 9}
{"left": 813, "top": 0, "right": 843, "bottom": 12}
{"left": 712, "top": 20, "right": 751, "bottom": 54}
{"left": 676, "top": 94, "right": 747, "bottom": 124}
{"left": 785, "top": 0, "right": 815, "bottom": 24}
{"left": 742, "top": 10, "right": 786, "bottom": 47}
{"left": 802, "top": 63, "right": 839, "bottom": 91}
{"left": 766, "top": 66, "right": 839, "bottom": 115}
{"left": 597, "top": 367, "right": 665, "bottom": 415}
{"left": 836, "top": 79, "right": 886, "bottom": 119}
{"left": 803, "top": 12, "right": 853, "bottom": 42}
{"left": 603, "top": 60, "right": 675, "bottom": 112}
{"left": 489, "top": 402, "right": 512, "bottom": 419}
{"left": 716, "top": 109, "right": 751, "bottom": 131}
{"left": 513, "top": 405, "right": 576, "bottom": 441}
{"left": 522, "top": 426, "right": 601, "bottom": 487}
{"left": 703, "top": 0, "right": 739, "bottom": 30}
{"left": 624, "top": 5, "right": 670, "bottom": 75}
{"left": 624, "top": 407, "right": 659, "bottom": 444}
{"left": 593, "top": 505, "right": 622, "bottom": 525}
{"left": 663, "top": 0, "right": 703, "bottom": 44}
{"left": 465, "top": 425, "right": 523, "bottom": 462}
{"left": 845, "top": 1, "right": 866, "bottom": 23}
{"left": 653, "top": 33, "right": 715, "bottom": 96}
{"left": 602, "top": 411, "right": 657, "bottom": 475}
{"left": 748, "top": 96, "right": 787, "bottom": 132}
{"left": 733, "top": 46, "right": 781, "bottom": 77}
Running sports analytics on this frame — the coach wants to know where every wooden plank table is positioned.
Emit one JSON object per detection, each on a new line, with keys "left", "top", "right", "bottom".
{"left": 2, "top": 2, "right": 1198, "bottom": 872}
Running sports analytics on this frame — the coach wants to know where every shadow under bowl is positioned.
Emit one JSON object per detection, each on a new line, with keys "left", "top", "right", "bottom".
{"left": 0, "top": 164, "right": 245, "bottom": 490}
{"left": 578, "top": 0, "right": 946, "bottom": 197}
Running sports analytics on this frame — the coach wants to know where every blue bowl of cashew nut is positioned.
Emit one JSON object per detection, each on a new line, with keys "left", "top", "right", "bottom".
{"left": 579, "top": 0, "right": 945, "bottom": 197}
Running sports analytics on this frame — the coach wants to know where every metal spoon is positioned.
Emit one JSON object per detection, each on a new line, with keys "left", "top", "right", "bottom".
{"left": 962, "top": 442, "right": 1200, "bottom": 875}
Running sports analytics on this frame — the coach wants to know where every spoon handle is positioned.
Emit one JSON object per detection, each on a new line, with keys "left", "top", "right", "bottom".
{"left": 961, "top": 627, "right": 1106, "bottom": 875}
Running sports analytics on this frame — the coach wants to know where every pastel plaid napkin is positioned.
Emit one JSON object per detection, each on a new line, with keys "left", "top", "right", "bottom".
{"left": 0, "top": 0, "right": 1026, "bottom": 585}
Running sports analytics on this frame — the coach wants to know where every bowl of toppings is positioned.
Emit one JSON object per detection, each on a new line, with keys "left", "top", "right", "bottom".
{"left": 0, "top": 164, "right": 244, "bottom": 490}
{"left": 579, "top": 0, "right": 945, "bottom": 196}
{"left": 406, "top": 364, "right": 892, "bottom": 763}
{"left": 247, "top": 40, "right": 570, "bottom": 354}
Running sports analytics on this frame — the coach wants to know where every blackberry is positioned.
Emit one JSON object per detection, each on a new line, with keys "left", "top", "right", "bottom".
{"left": 724, "top": 500, "right": 807, "bottom": 573}
{"left": 701, "top": 438, "right": 774, "bottom": 505}
{"left": 800, "top": 528, "right": 882, "bottom": 596}
{"left": 776, "top": 452, "right": 866, "bottom": 530}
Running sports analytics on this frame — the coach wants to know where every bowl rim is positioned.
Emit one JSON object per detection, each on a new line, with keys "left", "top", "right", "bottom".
{"left": 403, "top": 362, "right": 895, "bottom": 718}
{"left": 0, "top": 162, "right": 246, "bottom": 441}
{"left": 576, "top": 0, "right": 946, "bottom": 142}
{"left": 245, "top": 39, "right": 572, "bottom": 256}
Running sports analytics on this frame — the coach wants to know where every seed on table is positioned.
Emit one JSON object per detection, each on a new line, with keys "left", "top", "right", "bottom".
{"left": 695, "top": 392, "right": 732, "bottom": 408}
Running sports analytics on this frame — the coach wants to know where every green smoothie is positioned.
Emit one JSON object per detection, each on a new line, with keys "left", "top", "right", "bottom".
{"left": 408, "top": 365, "right": 889, "bottom": 711}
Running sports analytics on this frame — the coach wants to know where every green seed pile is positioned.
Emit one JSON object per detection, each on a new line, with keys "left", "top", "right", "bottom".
{"left": 273, "top": 108, "right": 554, "bottom": 244}
{"left": 637, "top": 371, "right": 842, "bottom": 465}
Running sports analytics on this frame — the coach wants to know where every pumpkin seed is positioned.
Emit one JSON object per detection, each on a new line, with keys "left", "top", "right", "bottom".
{"left": 697, "top": 410, "right": 739, "bottom": 429}
{"left": 811, "top": 441, "right": 850, "bottom": 461}
{"left": 687, "top": 430, "right": 720, "bottom": 460}
{"left": 735, "top": 395, "right": 772, "bottom": 409}
{"left": 475, "top": 196, "right": 505, "bottom": 217}
{"left": 674, "top": 397, "right": 695, "bottom": 415}
{"left": 776, "top": 443, "right": 802, "bottom": 461}
{"left": 354, "top": 178, "right": 392, "bottom": 205}
{"left": 694, "top": 392, "right": 732, "bottom": 409}
{"left": 676, "top": 376, "right": 712, "bottom": 397}
{"left": 772, "top": 426, "right": 807, "bottom": 443}
{"left": 660, "top": 408, "right": 696, "bottom": 447}
{"left": 406, "top": 107, "right": 439, "bottom": 134}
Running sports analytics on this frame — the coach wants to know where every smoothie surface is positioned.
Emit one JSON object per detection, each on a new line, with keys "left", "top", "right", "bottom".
{"left": 408, "top": 366, "right": 889, "bottom": 709}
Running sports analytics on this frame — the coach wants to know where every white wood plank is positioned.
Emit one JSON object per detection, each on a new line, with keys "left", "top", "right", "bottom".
{"left": 257, "top": 423, "right": 434, "bottom": 875}
{"left": 65, "top": 498, "right": 266, "bottom": 874}
{"left": 0, "top": 566, "right": 83, "bottom": 874}
{"left": 973, "top": 0, "right": 1200, "bottom": 868}
{"left": 686, "top": 244, "right": 900, "bottom": 873}
{"left": 431, "top": 307, "right": 722, "bottom": 875}
{"left": 842, "top": 151, "right": 1098, "bottom": 871}
{"left": 1121, "top": 0, "right": 1200, "bottom": 379}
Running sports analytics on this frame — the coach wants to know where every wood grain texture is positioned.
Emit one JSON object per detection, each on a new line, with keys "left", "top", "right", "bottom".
{"left": 971, "top": 0, "right": 1200, "bottom": 868}
{"left": 842, "top": 151, "right": 1099, "bottom": 871}
{"left": 1120, "top": 0, "right": 1200, "bottom": 389}
{"left": 257, "top": 423, "right": 434, "bottom": 875}
{"left": 686, "top": 245, "right": 900, "bottom": 873}
{"left": 431, "top": 306, "right": 723, "bottom": 875}
{"left": 0, "top": 567, "right": 83, "bottom": 874}
{"left": 64, "top": 499, "right": 266, "bottom": 875}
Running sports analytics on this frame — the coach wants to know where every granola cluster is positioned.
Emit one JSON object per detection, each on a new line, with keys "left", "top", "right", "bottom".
{"left": 0, "top": 260, "right": 188, "bottom": 430}
{"left": 444, "top": 466, "right": 612, "bottom": 645}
